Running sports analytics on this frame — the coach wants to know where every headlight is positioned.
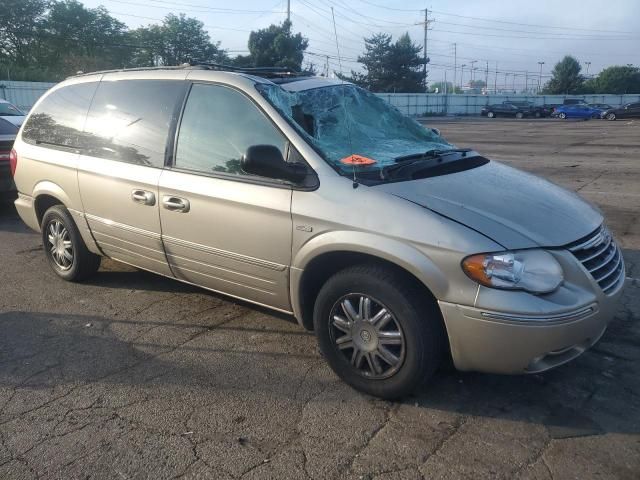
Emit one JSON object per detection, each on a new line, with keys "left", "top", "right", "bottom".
{"left": 462, "top": 250, "right": 563, "bottom": 294}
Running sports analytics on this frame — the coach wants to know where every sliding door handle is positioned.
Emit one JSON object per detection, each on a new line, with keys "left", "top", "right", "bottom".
{"left": 131, "top": 189, "right": 156, "bottom": 206}
{"left": 162, "top": 196, "right": 190, "bottom": 213}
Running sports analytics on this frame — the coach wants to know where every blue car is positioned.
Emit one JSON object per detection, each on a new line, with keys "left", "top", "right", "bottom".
{"left": 553, "top": 104, "right": 602, "bottom": 120}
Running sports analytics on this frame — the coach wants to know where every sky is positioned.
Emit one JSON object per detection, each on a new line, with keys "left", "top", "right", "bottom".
{"left": 80, "top": 0, "right": 640, "bottom": 91}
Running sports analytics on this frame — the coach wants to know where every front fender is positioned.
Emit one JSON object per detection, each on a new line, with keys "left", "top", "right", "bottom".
{"left": 290, "top": 230, "right": 450, "bottom": 321}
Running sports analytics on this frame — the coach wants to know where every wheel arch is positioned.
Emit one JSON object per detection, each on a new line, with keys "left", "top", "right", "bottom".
{"left": 291, "top": 232, "right": 448, "bottom": 331}
{"left": 33, "top": 181, "right": 72, "bottom": 227}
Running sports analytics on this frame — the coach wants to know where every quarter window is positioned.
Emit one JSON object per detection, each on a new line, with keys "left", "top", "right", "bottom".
{"left": 83, "top": 80, "right": 183, "bottom": 168}
{"left": 22, "top": 82, "right": 98, "bottom": 149}
{"left": 175, "top": 84, "right": 286, "bottom": 176}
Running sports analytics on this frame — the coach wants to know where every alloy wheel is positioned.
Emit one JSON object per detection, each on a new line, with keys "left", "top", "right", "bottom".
{"left": 46, "top": 220, "right": 74, "bottom": 270}
{"left": 329, "top": 294, "right": 406, "bottom": 379}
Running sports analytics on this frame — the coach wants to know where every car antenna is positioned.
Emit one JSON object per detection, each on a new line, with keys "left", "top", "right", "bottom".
{"left": 331, "top": 7, "right": 358, "bottom": 189}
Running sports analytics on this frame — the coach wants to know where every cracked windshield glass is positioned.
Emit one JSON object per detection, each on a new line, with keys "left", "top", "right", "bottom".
{"left": 257, "top": 83, "right": 453, "bottom": 177}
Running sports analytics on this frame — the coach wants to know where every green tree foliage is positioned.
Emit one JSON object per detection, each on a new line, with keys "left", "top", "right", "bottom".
{"left": 0, "top": 0, "right": 50, "bottom": 66}
{"left": 130, "top": 14, "right": 227, "bottom": 67}
{"left": 340, "top": 32, "right": 425, "bottom": 93}
{"left": 584, "top": 65, "right": 640, "bottom": 94}
{"left": 234, "top": 20, "right": 308, "bottom": 70}
{"left": 0, "top": 1, "right": 227, "bottom": 80}
{"left": 543, "top": 55, "right": 584, "bottom": 94}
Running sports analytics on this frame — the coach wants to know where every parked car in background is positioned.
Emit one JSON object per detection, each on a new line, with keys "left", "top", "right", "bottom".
{"left": 563, "top": 98, "right": 586, "bottom": 106}
{"left": 0, "top": 117, "right": 18, "bottom": 200}
{"left": 601, "top": 102, "right": 640, "bottom": 121}
{"left": 502, "top": 101, "right": 548, "bottom": 118}
{"left": 481, "top": 103, "right": 528, "bottom": 118}
{"left": 588, "top": 103, "right": 613, "bottom": 111}
{"left": 0, "top": 99, "right": 26, "bottom": 127}
{"left": 539, "top": 104, "right": 562, "bottom": 117}
{"left": 552, "top": 104, "right": 602, "bottom": 120}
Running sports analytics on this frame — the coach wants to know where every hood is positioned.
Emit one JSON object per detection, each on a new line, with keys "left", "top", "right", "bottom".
{"left": 376, "top": 160, "right": 602, "bottom": 249}
{"left": 0, "top": 115, "right": 25, "bottom": 127}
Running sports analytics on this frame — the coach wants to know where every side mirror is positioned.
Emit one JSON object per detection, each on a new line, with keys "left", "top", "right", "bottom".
{"left": 430, "top": 127, "right": 441, "bottom": 136}
{"left": 242, "top": 145, "right": 307, "bottom": 183}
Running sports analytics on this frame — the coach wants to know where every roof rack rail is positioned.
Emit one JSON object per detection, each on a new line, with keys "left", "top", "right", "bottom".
{"left": 68, "top": 62, "right": 314, "bottom": 79}
{"left": 187, "top": 61, "right": 313, "bottom": 78}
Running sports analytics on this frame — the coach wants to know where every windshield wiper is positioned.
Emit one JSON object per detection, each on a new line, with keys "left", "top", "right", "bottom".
{"left": 394, "top": 148, "right": 472, "bottom": 163}
{"left": 384, "top": 148, "right": 476, "bottom": 179}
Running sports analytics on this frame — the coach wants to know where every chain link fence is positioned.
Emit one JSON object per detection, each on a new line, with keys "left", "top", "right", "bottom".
{"left": 376, "top": 93, "right": 640, "bottom": 116}
{"left": 0, "top": 81, "right": 56, "bottom": 112}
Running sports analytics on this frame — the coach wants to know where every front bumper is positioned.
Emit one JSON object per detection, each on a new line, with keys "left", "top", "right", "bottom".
{"left": 439, "top": 277, "right": 625, "bottom": 374}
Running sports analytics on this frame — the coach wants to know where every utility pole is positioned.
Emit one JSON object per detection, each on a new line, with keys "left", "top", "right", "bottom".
{"left": 525, "top": 71, "right": 528, "bottom": 93}
{"left": 585, "top": 61, "right": 591, "bottom": 76}
{"left": 512, "top": 73, "right": 516, "bottom": 92}
{"left": 325, "top": 55, "right": 329, "bottom": 77}
{"left": 287, "top": 0, "right": 291, "bottom": 23}
{"left": 537, "top": 61, "right": 545, "bottom": 93}
{"left": 504, "top": 72, "right": 509, "bottom": 93}
{"left": 453, "top": 43, "right": 457, "bottom": 94}
{"left": 416, "top": 9, "right": 433, "bottom": 93}
{"left": 461, "top": 64, "right": 466, "bottom": 90}
{"left": 470, "top": 60, "right": 477, "bottom": 83}
{"left": 494, "top": 62, "right": 498, "bottom": 94}
{"left": 485, "top": 61, "right": 489, "bottom": 94}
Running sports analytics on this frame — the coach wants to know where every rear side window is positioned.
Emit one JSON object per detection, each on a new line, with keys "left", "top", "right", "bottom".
{"left": 22, "top": 82, "right": 98, "bottom": 149}
{"left": 83, "top": 80, "right": 184, "bottom": 168}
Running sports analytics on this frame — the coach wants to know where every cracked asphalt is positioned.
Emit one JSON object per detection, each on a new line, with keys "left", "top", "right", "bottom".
{"left": 1, "top": 118, "right": 639, "bottom": 479}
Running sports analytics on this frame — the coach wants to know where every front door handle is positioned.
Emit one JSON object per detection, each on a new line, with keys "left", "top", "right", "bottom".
{"left": 162, "top": 196, "right": 190, "bottom": 213}
{"left": 131, "top": 189, "right": 156, "bottom": 206}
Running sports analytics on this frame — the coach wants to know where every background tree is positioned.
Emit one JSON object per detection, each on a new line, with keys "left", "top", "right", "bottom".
{"left": 543, "top": 55, "right": 584, "bottom": 94}
{"left": 339, "top": 32, "right": 425, "bottom": 92}
{"left": 234, "top": 20, "right": 308, "bottom": 70}
{"left": 0, "top": 0, "right": 51, "bottom": 77}
{"left": 584, "top": 65, "right": 640, "bottom": 94}
{"left": 130, "top": 14, "right": 227, "bottom": 67}
{"left": 44, "top": 1, "right": 129, "bottom": 73}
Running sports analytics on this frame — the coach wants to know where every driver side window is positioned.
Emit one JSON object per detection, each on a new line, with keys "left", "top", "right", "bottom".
{"left": 175, "top": 83, "right": 287, "bottom": 176}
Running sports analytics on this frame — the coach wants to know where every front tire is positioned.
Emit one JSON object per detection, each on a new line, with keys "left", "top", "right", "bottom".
{"left": 487, "top": 111, "right": 495, "bottom": 118}
{"left": 313, "top": 264, "right": 445, "bottom": 399}
{"left": 515, "top": 112, "right": 524, "bottom": 119}
{"left": 606, "top": 113, "right": 616, "bottom": 121}
{"left": 42, "top": 205, "right": 101, "bottom": 281}
{"left": 559, "top": 112, "right": 567, "bottom": 119}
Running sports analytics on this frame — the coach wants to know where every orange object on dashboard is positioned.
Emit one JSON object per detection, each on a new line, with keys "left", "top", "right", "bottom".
{"left": 340, "top": 154, "right": 377, "bottom": 165}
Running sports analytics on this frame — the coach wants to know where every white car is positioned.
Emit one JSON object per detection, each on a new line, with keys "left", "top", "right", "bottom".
{"left": 0, "top": 99, "right": 26, "bottom": 127}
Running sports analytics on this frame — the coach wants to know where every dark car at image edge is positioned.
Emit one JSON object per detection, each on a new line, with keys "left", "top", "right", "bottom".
{"left": 601, "top": 101, "right": 640, "bottom": 121}
{"left": 0, "top": 117, "right": 18, "bottom": 201}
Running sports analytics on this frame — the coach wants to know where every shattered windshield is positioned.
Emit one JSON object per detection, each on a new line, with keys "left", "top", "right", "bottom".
{"left": 256, "top": 83, "right": 453, "bottom": 179}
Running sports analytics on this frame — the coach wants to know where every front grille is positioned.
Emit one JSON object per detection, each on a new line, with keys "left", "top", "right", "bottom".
{"left": 567, "top": 226, "right": 624, "bottom": 295}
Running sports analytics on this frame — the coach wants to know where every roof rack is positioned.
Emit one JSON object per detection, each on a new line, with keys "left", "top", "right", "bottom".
{"left": 69, "top": 62, "right": 314, "bottom": 79}
{"left": 187, "top": 61, "right": 313, "bottom": 79}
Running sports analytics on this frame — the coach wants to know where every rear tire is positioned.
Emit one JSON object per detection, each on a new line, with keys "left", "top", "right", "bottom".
{"left": 487, "top": 111, "right": 495, "bottom": 118}
{"left": 515, "top": 112, "right": 524, "bottom": 119}
{"left": 559, "top": 112, "right": 567, "bottom": 119}
{"left": 41, "top": 205, "right": 101, "bottom": 282}
{"left": 313, "top": 264, "right": 445, "bottom": 399}
{"left": 606, "top": 113, "right": 616, "bottom": 121}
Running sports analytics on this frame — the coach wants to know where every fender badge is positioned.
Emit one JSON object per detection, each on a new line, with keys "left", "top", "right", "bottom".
{"left": 296, "top": 225, "right": 313, "bottom": 232}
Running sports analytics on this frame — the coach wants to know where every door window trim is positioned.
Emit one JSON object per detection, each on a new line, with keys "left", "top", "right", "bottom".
{"left": 168, "top": 81, "right": 319, "bottom": 191}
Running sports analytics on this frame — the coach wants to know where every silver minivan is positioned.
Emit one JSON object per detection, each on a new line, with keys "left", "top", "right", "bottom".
{"left": 11, "top": 66, "right": 625, "bottom": 398}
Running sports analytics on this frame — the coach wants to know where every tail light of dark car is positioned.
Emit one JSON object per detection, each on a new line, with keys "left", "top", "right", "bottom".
{"left": 9, "top": 148, "right": 17, "bottom": 176}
